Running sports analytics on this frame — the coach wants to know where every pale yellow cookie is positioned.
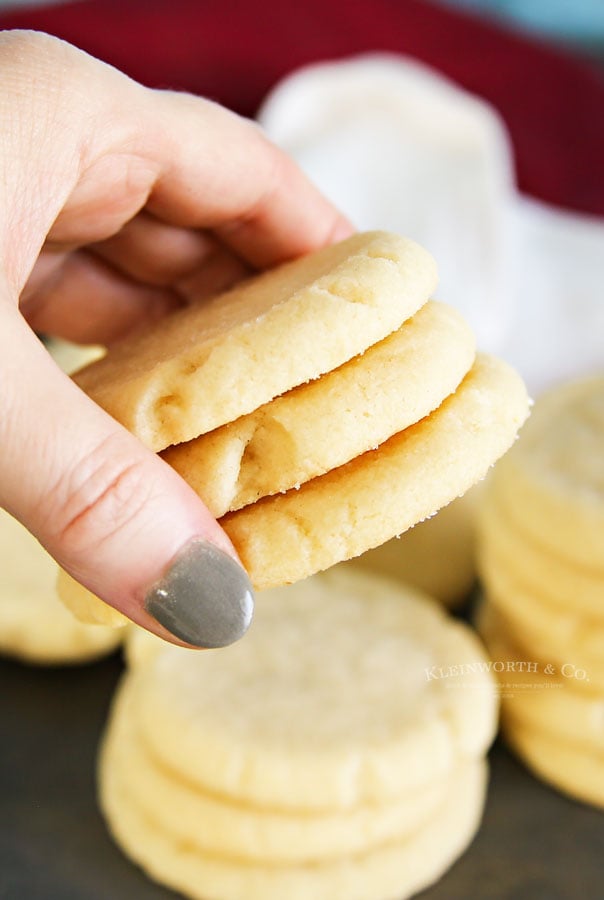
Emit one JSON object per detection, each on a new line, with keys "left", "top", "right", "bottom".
{"left": 162, "top": 301, "right": 475, "bottom": 517}
{"left": 479, "top": 605, "right": 604, "bottom": 749}
{"left": 478, "top": 493, "right": 604, "bottom": 619}
{"left": 504, "top": 720, "right": 604, "bottom": 810}
{"left": 352, "top": 486, "right": 482, "bottom": 607}
{"left": 479, "top": 597, "right": 604, "bottom": 696}
{"left": 134, "top": 568, "right": 497, "bottom": 812}
{"left": 103, "top": 675, "right": 449, "bottom": 864}
{"left": 222, "top": 353, "right": 529, "bottom": 590}
{"left": 74, "top": 232, "right": 437, "bottom": 451}
{"left": 0, "top": 509, "right": 122, "bottom": 664}
{"left": 481, "top": 547, "right": 604, "bottom": 650}
{"left": 100, "top": 752, "right": 487, "bottom": 900}
{"left": 490, "top": 375, "right": 604, "bottom": 572}
{"left": 480, "top": 556, "right": 604, "bottom": 691}
{"left": 57, "top": 351, "right": 526, "bottom": 622}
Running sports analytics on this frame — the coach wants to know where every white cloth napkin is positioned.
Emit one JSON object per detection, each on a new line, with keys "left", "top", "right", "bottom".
{"left": 505, "top": 198, "right": 604, "bottom": 394}
{"left": 258, "top": 54, "right": 604, "bottom": 395}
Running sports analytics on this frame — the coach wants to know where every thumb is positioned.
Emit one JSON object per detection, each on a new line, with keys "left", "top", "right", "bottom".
{"left": 0, "top": 303, "right": 254, "bottom": 648}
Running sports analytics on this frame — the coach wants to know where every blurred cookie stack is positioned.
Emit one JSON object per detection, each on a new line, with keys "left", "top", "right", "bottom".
{"left": 100, "top": 569, "right": 498, "bottom": 900}
{"left": 477, "top": 376, "right": 604, "bottom": 808}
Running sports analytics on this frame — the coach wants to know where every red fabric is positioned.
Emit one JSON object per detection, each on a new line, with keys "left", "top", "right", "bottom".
{"left": 1, "top": 0, "right": 603, "bottom": 215}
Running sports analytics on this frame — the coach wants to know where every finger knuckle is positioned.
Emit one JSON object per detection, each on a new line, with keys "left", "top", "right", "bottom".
{"left": 48, "top": 434, "right": 153, "bottom": 556}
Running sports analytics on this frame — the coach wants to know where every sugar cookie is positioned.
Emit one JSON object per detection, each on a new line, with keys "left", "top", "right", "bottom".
{"left": 100, "top": 749, "right": 486, "bottom": 900}
{"left": 480, "top": 559, "right": 604, "bottom": 691}
{"left": 222, "top": 353, "right": 529, "bottom": 589}
{"left": 504, "top": 721, "right": 604, "bottom": 810}
{"left": 103, "top": 676, "right": 448, "bottom": 864}
{"left": 134, "top": 569, "right": 497, "bottom": 811}
{"left": 162, "top": 301, "right": 474, "bottom": 516}
{"left": 57, "top": 352, "right": 526, "bottom": 622}
{"left": 490, "top": 375, "right": 604, "bottom": 572}
{"left": 479, "top": 606, "right": 604, "bottom": 748}
{"left": 478, "top": 494, "right": 604, "bottom": 619}
{"left": 74, "top": 232, "right": 437, "bottom": 451}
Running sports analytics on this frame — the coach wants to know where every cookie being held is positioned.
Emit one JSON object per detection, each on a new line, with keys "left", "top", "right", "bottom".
{"left": 60, "top": 232, "right": 528, "bottom": 625}
{"left": 224, "top": 354, "right": 528, "bottom": 589}
{"left": 163, "top": 301, "right": 475, "bottom": 516}
{"left": 73, "top": 231, "right": 437, "bottom": 451}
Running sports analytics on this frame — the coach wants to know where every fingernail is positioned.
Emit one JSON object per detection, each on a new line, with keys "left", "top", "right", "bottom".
{"left": 144, "top": 540, "right": 254, "bottom": 648}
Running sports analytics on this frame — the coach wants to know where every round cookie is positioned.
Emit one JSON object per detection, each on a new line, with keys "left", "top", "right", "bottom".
{"left": 104, "top": 676, "right": 448, "bottom": 864}
{"left": 478, "top": 494, "right": 604, "bottom": 619}
{"left": 479, "top": 606, "right": 604, "bottom": 748}
{"left": 222, "top": 353, "right": 529, "bottom": 590}
{"left": 134, "top": 568, "right": 498, "bottom": 812}
{"left": 504, "top": 721, "right": 604, "bottom": 810}
{"left": 74, "top": 232, "right": 437, "bottom": 451}
{"left": 162, "top": 301, "right": 475, "bottom": 517}
{"left": 490, "top": 375, "right": 604, "bottom": 572}
{"left": 480, "top": 557, "right": 604, "bottom": 690}
{"left": 352, "top": 486, "right": 481, "bottom": 607}
{"left": 481, "top": 546, "right": 604, "bottom": 650}
{"left": 0, "top": 509, "right": 122, "bottom": 665}
{"left": 100, "top": 753, "right": 487, "bottom": 900}
{"left": 480, "top": 597, "right": 604, "bottom": 697}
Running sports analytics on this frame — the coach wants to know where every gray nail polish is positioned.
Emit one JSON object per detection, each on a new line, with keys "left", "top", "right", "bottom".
{"left": 144, "top": 541, "right": 254, "bottom": 648}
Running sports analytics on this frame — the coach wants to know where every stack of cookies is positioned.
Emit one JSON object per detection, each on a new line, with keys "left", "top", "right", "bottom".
{"left": 100, "top": 568, "right": 498, "bottom": 900}
{"left": 477, "top": 375, "right": 604, "bottom": 808}
{"left": 61, "top": 231, "right": 529, "bottom": 623}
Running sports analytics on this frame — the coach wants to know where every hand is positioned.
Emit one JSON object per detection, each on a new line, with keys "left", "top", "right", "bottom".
{"left": 0, "top": 30, "right": 352, "bottom": 647}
